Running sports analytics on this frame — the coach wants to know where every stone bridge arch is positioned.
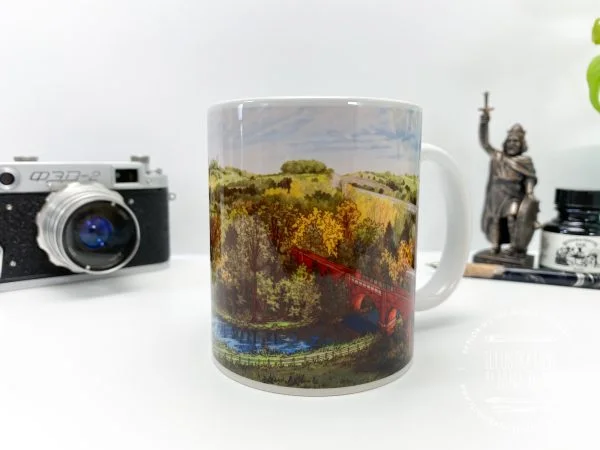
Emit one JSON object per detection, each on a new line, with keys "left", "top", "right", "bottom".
{"left": 351, "top": 292, "right": 365, "bottom": 311}
{"left": 381, "top": 308, "right": 400, "bottom": 335}
{"left": 351, "top": 292, "right": 378, "bottom": 312}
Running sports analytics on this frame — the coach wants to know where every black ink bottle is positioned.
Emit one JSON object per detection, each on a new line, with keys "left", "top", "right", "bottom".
{"left": 539, "top": 189, "right": 600, "bottom": 273}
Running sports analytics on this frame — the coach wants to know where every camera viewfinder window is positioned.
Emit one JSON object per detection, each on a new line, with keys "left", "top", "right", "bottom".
{"left": 115, "top": 169, "right": 139, "bottom": 183}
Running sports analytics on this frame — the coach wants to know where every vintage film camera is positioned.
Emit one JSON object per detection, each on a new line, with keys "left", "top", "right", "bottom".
{"left": 0, "top": 156, "right": 171, "bottom": 290}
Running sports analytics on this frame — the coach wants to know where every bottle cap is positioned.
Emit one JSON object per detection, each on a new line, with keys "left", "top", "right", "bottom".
{"left": 555, "top": 188, "right": 600, "bottom": 209}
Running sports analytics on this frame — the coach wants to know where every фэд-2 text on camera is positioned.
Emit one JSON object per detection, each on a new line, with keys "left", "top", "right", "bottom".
{"left": 0, "top": 156, "right": 171, "bottom": 290}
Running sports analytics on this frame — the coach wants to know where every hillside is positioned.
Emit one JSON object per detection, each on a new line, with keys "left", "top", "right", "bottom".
{"left": 209, "top": 162, "right": 418, "bottom": 206}
{"left": 343, "top": 171, "right": 418, "bottom": 204}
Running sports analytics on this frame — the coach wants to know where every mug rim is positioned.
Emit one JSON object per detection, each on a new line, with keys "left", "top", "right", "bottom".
{"left": 208, "top": 96, "right": 422, "bottom": 111}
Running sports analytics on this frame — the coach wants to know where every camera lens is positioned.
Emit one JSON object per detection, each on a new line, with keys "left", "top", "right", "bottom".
{"left": 62, "top": 201, "right": 138, "bottom": 271}
{"left": 78, "top": 216, "right": 115, "bottom": 249}
{"left": 36, "top": 182, "right": 141, "bottom": 274}
{"left": 0, "top": 172, "right": 16, "bottom": 186}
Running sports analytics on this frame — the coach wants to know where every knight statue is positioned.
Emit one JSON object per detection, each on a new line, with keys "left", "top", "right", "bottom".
{"left": 473, "top": 92, "right": 540, "bottom": 268}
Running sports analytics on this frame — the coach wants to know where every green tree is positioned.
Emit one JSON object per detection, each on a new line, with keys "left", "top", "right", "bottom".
{"left": 354, "top": 218, "right": 382, "bottom": 257}
{"left": 316, "top": 275, "right": 350, "bottom": 322}
{"left": 281, "top": 159, "right": 329, "bottom": 174}
{"left": 399, "top": 212, "right": 417, "bottom": 244}
{"left": 278, "top": 177, "right": 293, "bottom": 193}
{"left": 353, "top": 218, "right": 386, "bottom": 281}
{"left": 257, "top": 271, "right": 281, "bottom": 316}
{"left": 383, "top": 222, "right": 397, "bottom": 255}
{"left": 357, "top": 242, "right": 386, "bottom": 282}
{"left": 279, "top": 266, "right": 321, "bottom": 321}
{"left": 222, "top": 213, "right": 276, "bottom": 321}
{"left": 215, "top": 225, "right": 243, "bottom": 315}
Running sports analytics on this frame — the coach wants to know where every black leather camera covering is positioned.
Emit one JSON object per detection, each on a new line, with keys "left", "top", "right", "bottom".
{"left": 0, "top": 188, "right": 170, "bottom": 283}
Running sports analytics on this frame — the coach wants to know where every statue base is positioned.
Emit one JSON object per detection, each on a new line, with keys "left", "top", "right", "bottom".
{"left": 473, "top": 248, "right": 535, "bottom": 268}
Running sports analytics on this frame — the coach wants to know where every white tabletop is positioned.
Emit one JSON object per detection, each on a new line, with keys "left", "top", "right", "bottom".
{"left": 0, "top": 252, "right": 598, "bottom": 450}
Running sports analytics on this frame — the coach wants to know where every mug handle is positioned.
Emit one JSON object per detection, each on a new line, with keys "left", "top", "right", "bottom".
{"left": 415, "top": 143, "right": 471, "bottom": 311}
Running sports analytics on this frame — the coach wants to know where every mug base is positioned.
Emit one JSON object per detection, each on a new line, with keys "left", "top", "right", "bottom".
{"left": 212, "top": 356, "right": 414, "bottom": 397}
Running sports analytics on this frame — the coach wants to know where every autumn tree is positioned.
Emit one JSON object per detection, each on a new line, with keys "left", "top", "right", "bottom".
{"left": 209, "top": 206, "right": 222, "bottom": 268}
{"left": 291, "top": 208, "right": 344, "bottom": 257}
{"left": 382, "top": 239, "right": 415, "bottom": 285}
{"left": 336, "top": 200, "right": 361, "bottom": 240}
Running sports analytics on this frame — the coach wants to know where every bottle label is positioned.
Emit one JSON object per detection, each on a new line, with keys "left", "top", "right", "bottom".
{"left": 540, "top": 231, "right": 600, "bottom": 273}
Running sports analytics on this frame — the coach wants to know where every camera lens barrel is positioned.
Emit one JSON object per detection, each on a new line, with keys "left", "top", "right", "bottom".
{"left": 36, "top": 182, "right": 141, "bottom": 274}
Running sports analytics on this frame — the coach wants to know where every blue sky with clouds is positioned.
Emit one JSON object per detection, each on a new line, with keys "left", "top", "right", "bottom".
{"left": 209, "top": 103, "right": 422, "bottom": 176}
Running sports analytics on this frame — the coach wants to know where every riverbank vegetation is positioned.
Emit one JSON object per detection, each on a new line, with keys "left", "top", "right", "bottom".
{"left": 214, "top": 333, "right": 378, "bottom": 366}
{"left": 214, "top": 308, "right": 314, "bottom": 331}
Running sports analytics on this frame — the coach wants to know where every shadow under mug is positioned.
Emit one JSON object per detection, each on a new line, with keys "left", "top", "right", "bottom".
{"left": 207, "top": 97, "right": 471, "bottom": 396}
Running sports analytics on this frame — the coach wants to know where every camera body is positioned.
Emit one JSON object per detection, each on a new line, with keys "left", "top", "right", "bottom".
{"left": 0, "top": 156, "right": 171, "bottom": 290}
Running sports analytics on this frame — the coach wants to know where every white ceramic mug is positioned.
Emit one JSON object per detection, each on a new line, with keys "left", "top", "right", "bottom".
{"left": 207, "top": 97, "right": 471, "bottom": 396}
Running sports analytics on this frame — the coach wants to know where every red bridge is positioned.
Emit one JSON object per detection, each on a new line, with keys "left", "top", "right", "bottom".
{"left": 290, "top": 247, "right": 413, "bottom": 335}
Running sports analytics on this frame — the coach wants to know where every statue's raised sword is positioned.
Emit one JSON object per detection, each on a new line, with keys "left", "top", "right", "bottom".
{"left": 479, "top": 91, "right": 494, "bottom": 115}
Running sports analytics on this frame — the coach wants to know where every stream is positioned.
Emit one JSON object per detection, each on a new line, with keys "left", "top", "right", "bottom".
{"left": 213, "top": 310, "right": 379, "bottom": 355}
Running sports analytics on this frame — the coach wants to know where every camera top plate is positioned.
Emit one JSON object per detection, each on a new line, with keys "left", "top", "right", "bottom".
{"left": 0, "top": 156, "right": 167, "bottom": 193}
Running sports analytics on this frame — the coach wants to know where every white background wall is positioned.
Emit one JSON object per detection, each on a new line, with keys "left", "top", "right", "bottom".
{"left": 1, "top": 0, "right": 599, "bottom": 256}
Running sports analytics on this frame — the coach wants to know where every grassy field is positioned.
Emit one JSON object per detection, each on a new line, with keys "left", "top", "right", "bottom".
{"left": 345, "top": 184, "right": 409, "bottom": 230}
{"left": 210, "top": 166, "right": 334, "bottom": 194}
{"left": 214, "top": 309, "right": 314, "bottom": 331}
{"left": 349, "top": 171, "right": 418, "bottom": 203}
{"left": 264, "top": 173, "right": 335, "bottom": 199}
{"left": 209, "top": 165, "right": 253, "bottom": 188}
{"left": 220, "top": 353, "right": 384, "bottom": 389}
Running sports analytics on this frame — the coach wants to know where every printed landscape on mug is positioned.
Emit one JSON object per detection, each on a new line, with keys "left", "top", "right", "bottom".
{"left": 209, "top": 105, "right": 421, "bottom": 388}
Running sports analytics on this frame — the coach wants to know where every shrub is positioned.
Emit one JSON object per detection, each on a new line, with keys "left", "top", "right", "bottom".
{"left": 281, "top": 160, "right": 329, "bottom": 174}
